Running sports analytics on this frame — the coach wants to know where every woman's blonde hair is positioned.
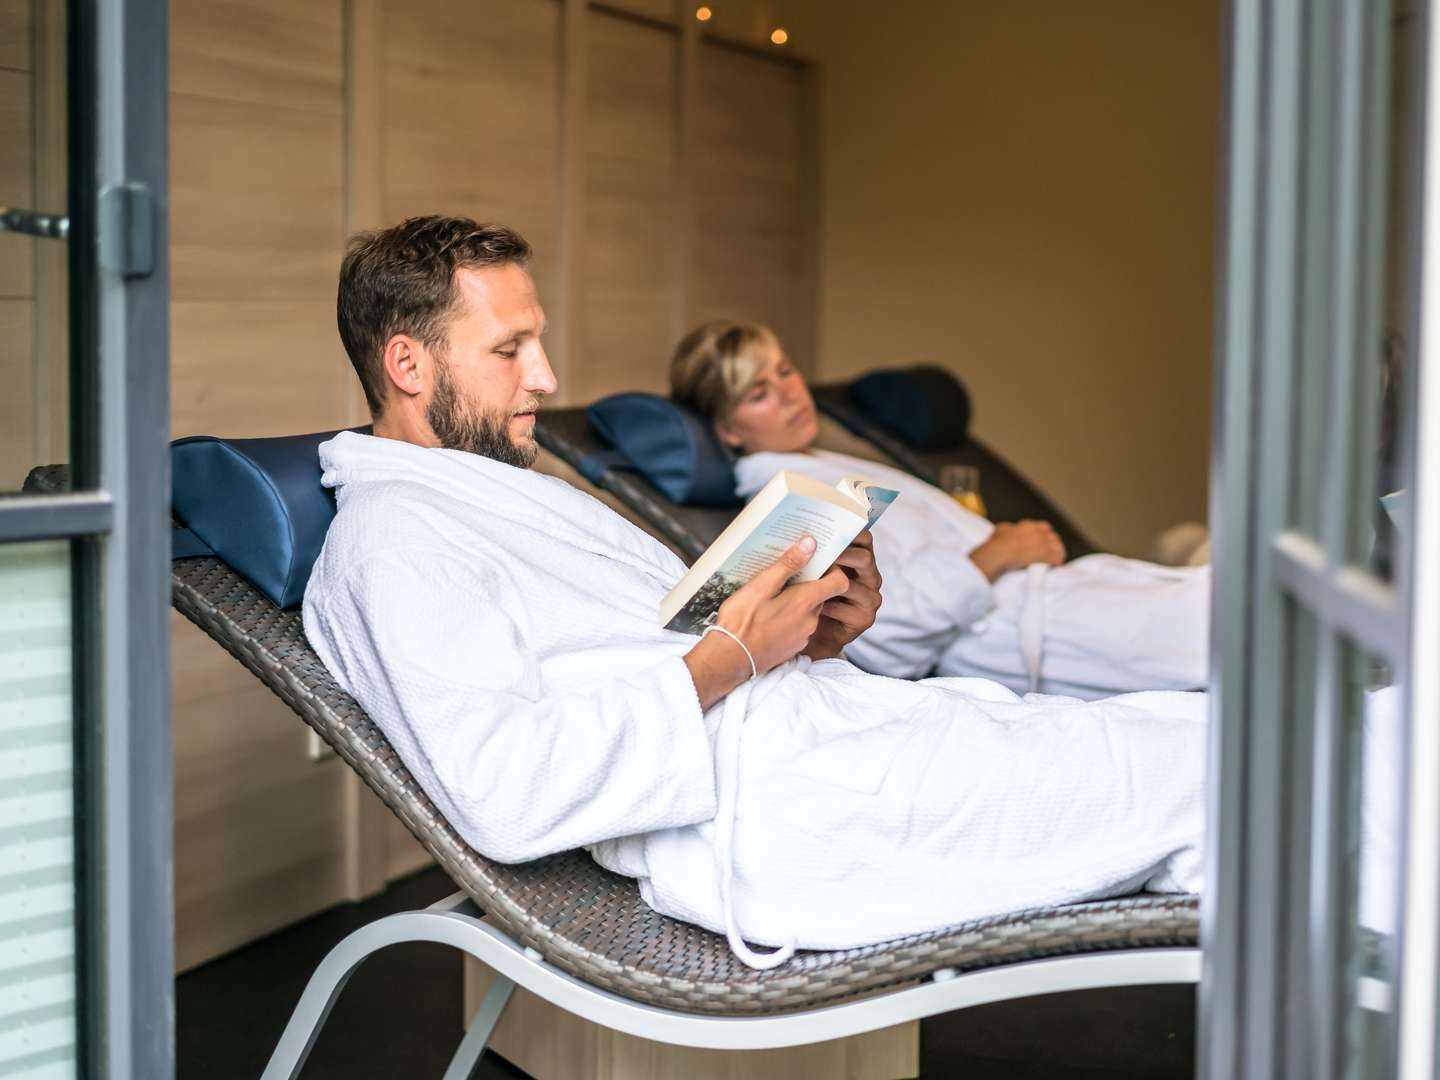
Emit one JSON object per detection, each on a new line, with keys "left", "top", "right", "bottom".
{"left": 669, "top": 321, "right": 780, "bottom": 422}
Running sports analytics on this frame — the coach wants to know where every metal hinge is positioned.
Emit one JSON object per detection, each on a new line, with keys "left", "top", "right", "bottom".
{"left": 99, "top": 182, "right": 155, "bottom": 277}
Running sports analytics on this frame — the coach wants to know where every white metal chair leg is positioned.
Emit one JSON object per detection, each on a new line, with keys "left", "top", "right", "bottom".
{"left": 258, "top": 887, "right": 1202, "bottom": 1075}
{"left": 260, "top": 893, "right": 484, "bottom": 1080}
{"left": 441, "top": 972, "right": 516, "bottom": 1080}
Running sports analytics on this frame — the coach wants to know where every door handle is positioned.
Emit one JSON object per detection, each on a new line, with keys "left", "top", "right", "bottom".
{"left": 0, "top": 206, "right": 70, "bottom": 240}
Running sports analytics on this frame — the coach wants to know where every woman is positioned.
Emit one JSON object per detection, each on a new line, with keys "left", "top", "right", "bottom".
{"left": 670, "top": 321, "right": 1211, "bottom": 699}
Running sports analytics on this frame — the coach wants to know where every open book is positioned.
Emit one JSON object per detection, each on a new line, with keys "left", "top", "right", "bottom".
{"left": 660, "top": 470, "right": 900, "bottom": 634}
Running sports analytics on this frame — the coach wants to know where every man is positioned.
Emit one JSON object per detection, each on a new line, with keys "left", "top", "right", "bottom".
{"left": 305, "top": 215, "right": 1206, "bottom": 968}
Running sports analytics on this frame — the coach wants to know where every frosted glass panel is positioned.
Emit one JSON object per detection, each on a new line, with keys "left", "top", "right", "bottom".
{"left": 0, "top": 542, "right": 76, "bottom": 1080}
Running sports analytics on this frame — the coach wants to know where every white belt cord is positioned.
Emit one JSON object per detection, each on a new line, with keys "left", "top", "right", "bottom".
{"left": 713, "top": 676, "right": 798, "bottom": 970}
{"left": 1017, "top": 562, "right": 1049, "bottom": 694}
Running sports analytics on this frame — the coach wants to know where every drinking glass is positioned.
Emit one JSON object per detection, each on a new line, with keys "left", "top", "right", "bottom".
{"left": 940, "top": 464, "right": 987, "bottom": 517}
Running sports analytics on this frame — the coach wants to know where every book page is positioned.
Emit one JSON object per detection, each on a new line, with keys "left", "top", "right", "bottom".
{"left": 661, "top": 494, "right": 861, "bottom": 633}
{"left": 835, "top": 476, "right": 901, "bottom": 530}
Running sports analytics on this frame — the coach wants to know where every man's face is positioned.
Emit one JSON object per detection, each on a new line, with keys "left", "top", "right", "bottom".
{"left": 423, "top": 264, "right": 556, "bottom": 467}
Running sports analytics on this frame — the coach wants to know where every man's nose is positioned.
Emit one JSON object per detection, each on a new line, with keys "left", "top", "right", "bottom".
{"left": 525, "top": 345, "right": 559, "bottom": 396}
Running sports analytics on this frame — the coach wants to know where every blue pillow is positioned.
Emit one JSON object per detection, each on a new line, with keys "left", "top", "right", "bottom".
{"left": 585, "top": 393, "right": 741, "bottom": 508}
{"left": 850, "top": 366, "right": 972, "bottom": 451}
{"left": 171, "top": 429, "right": 361, "bottom": 609}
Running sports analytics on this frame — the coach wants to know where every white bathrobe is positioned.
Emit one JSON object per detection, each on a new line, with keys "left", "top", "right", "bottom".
{"left": 303, "top": 432, "right": 1206, "bottom": 964}
{"left": 736, "top": 449, "right": 1211, "bottom": 699}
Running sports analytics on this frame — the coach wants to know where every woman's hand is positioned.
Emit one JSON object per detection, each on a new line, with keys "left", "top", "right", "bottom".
{"left": 683, "top": 535, "right": 849, "bottom": 709}
{"left": 967, "top": 520, "right": 1066, "bottom": 582}
{"left": 803, "top": 529, "right": 882, "bottom": 661}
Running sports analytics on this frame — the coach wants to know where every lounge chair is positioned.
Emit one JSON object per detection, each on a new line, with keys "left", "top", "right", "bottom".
{"left": 536, "top": 368, "right": 1100, "bottom": 563}
{"left": 810, "top": 368, "right": 1100, "bottom": 558}
{"left": 30, "top": 434, "right": 1200, "bottom": 1078}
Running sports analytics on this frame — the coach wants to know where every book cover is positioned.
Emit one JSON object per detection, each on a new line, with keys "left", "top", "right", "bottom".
{"left": 660, "top": 470, "right": 899, "bottom": 634}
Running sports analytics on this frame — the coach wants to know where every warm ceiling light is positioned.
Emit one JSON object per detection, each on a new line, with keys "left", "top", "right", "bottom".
{"left": 695, "top": 5, "right": 712, "bottom": 20}
{"left": 770, "top": 27, "right": 789, "bottom": 45}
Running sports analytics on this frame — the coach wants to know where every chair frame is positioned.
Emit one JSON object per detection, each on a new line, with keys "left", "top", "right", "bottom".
{"left": 260, "top": 889, "right": 1199, "bottom": 1079}
{"left": 171, "top": 553, "right": 1201, "bottom": 1080}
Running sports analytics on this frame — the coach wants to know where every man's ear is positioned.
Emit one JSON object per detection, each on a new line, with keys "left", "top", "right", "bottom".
{"left": 381, "top": 334, "right": 426, "bottom": 400}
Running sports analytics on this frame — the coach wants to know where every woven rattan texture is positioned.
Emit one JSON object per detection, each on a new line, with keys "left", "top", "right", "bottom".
{"left": 172, "top": 556, "right": 1197, "bottom": 1014}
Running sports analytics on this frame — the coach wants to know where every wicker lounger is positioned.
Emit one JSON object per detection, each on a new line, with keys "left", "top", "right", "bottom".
{"left": 169, "top": 553, "right": 1200, "bottom": 1078}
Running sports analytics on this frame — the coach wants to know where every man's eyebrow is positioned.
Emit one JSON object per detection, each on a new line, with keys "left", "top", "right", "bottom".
{"left": 493, "top": 320, "right": 547, "bottom": 347}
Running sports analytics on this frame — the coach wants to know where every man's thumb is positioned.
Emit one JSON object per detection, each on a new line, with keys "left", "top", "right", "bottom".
{"left": 784, "top": 534, "right": 818, "bottom": 567}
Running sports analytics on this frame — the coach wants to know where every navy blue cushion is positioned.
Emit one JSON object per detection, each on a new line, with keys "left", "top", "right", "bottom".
{"left": 850, "top": 366, "right": 972, "bottom": 451}
{"left": 171, "top": 430, "right": 360, "bottom": 609}
{"left": 586, "top": 393, "right": 741, "bottom": 508}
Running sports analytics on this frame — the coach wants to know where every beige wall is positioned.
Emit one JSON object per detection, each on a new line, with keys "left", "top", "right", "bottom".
{"left": 798, "top": 2, "right": 1221, "bottom": 555}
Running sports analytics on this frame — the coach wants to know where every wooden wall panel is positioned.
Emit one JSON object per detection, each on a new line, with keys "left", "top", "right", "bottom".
{"left": 169, "top": 0, "right": 351, "bottom": 970}
{"left": 0, "top": 0, "right": 30, "bottom": 72}
{"left": 0, "top": 68, "right": 33, "bottom": 300}
{"left": 169, "top": 0, "right": 347, "bottom": 438}
{"left": 171, "top": 614, "right": 350, "bottom": 970}
{"left": 0, "top": 16, "right": 34, "bottom": 492}
{"left": 0, "top": 301, "right": 35, "bottom": 491}
{"left": 688, "top": 44, "right": 815, "bottom": 372}
{"left": 380, "top": 0, "right": 561, "bottom": 309}
{"left": 575, "top": 11, "right": 680, "bottom": 400}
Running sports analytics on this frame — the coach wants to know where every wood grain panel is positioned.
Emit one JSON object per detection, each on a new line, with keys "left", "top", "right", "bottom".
{"left": 380, "top": 0, "right": 560, "bottom": 309}
{"left": 0, "top": 300, "right": 35, "bottom": 490}
{"left": 575, "top": 11, "right": 679, "bottom": 400}
{"left": 170, "top": 0, "right": 340, "bottom": 114}
{"left": 688, "top": 44, "right": 815, "bottom": 371}
{"left": 30, "top": 0, "right": 67, "bottom": 472}
{"left": 172, "top": 613, "right": 350, "bottom": 970}
{"left": 169, "top": 0, "right": 351, "bottom": 968}
{"left": 0, "top": 0, "right": 30, "bottom": 72}
{"left": 169, "top": 93, "right": 343, "bottom": 302}
{"left": 170, "top": 301, "right": 350, "bottom": 438}
{"left": 0, "top": 68, "right": 34, "bottom": 299}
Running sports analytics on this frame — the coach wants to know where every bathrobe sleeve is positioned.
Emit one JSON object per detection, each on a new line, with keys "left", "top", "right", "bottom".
{"left": 306, "top": 550, "right": 718, "bottom": 863}
{"left": 843, "top": 534, "right": 998, "bottom": 680}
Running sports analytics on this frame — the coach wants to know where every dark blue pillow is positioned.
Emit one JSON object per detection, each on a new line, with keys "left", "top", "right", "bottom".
{"left": 585, "top": 393, "right": 741, "bottom": 508}
{"left": 171, "top": 429, "right": 362, "bottom": 609}
{"left": 850, "top": 366, "right": 972, "bottom": 451}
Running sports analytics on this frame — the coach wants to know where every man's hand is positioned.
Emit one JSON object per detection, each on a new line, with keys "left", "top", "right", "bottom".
{"left": 683, "top": 534, "right": 849, "bottom": 710}
{"left": 967, "top": 520, "right": 1066, "bottom": 582}
{"left": 803, "top": 529, "right": 882, "bottom": 661}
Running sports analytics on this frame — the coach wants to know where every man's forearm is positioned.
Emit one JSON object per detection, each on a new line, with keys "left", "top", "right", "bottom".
{"left": 683, "top": 633, "right": 754, "bottom": 711}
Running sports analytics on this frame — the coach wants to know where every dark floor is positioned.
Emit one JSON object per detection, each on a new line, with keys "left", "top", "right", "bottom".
{"left": 177, "top": 868, "right": 1196, "bottom": 1079}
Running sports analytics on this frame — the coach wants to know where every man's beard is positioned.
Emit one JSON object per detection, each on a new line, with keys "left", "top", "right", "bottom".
{"left": 426, "top": 355, "right": 542, "bottom": 469}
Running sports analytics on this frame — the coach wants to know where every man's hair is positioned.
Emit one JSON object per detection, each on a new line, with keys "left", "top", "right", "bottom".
{"left": 669, "top": 321, "right": 780, "bottom": 422}
{"left": 337, "top": 216, "right": 533, "bottom": 415}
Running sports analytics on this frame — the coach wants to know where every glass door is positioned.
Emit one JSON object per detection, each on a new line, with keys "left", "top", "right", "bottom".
{"left": 0, "top": 0, "right": 171, "bottom": 1077}
{"left": 1201, "top": 1, "right": 1437, "bottom": 1078}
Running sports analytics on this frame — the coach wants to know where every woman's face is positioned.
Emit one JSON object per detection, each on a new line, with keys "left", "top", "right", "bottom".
{"left": 716, "top": 341, "right": 820, "bottom": 454}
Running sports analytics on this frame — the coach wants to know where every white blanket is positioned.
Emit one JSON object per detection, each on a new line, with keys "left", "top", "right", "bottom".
{"left": 304, "top": 432, "right": 1206, "bottom": 962}
{"left": 736, "top": 449, "right": 1211, "bottom": 698}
